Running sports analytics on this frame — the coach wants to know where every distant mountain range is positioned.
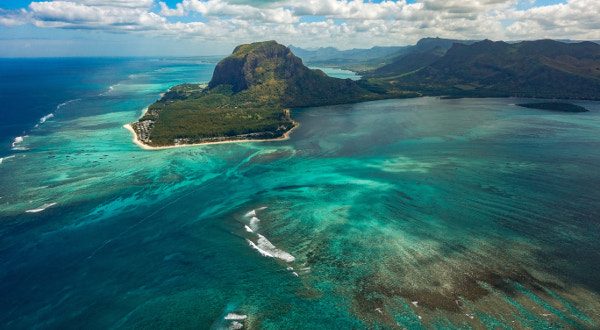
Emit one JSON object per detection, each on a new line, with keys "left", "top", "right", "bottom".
{"left": 288, "top": 45, "right": 408, "bottom": 71}
{"left": 378, "top": 39, "right": 600, "bottom": 99}
{"left": 365, "top": 37, "right": 478, "bottom": 77}
{"left": 295, "top": 37, "right": 600, "bottom": 100}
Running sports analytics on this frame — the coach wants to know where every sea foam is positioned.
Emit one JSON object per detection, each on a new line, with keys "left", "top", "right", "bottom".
{"left": 39, "top": 113, "right": 54, "bottom": 124}
{"left": 0, "top": 155, "right": 15, "bottom": 165}
{"left": 229, "top": 321, "right": 243, "bottom": 329}
{"left": 25, "top": 202, "right": 57, "bottom": 213}
{"left": 249, "top": 216, "right": 260, "bottom": 231}
{"left": 11, "top": 136, "right": 28, "bottom": 150}
{"left": 247, "top": 234, "right": 295, "bottom": 262}
{"left": 57, "top": 99, "right": 80, "bottom": 110}
{"left": 34, "top": 99, "right": 79, "bottom": 128}
{"left": 100, "top": 85, "right": 117, "bottom": 96}
{"left": 224, "top": 313, "right": 247, "bottom": 320}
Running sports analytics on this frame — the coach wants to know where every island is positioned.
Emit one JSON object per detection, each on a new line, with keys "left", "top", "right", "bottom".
{"left": 516, "top": 102, "right": 589, "bottom": 113}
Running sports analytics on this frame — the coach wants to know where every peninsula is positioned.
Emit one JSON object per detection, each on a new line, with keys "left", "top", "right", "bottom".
{"left": 128, "top": 39, "right": 599, "bottom": 148}
{"left": 128, "top": 41, "right": 407, "bottom": 148}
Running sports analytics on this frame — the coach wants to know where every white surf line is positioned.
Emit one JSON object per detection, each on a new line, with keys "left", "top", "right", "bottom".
{"left": 224, "top": 313, "right": 247, "bottom": 320}
{"left": 56, "top": 98, "right": 81, "bottom": 110}
{"left": 0, "top": 155, "right": 15, "bottom": 165}
{"left": 25, "top": 202, "right": 57, "bottom": 213}
{"left": 247, "top": 234, "right": 295, "bottom": 263}
{"left": 35, "top": 99, "right": 81, "bottom": 128}
{"left": 242, "top": 207, "right": 297, "bottom": 269}
{"left": 37, "top": 113, "right": 54, "bottom": 125}
{"left": 243, "top": 206, "right": 267, "bottom": 218}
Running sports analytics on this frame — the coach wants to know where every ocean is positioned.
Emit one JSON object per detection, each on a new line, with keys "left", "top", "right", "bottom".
{"left": 1, "top": 57, "right": 599, "bottom": 329}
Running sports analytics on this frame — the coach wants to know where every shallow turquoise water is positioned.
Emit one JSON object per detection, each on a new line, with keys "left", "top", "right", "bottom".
{"left": 1, "top": 61, "right": 600, "bottom": 329}
{"left": 309, "top": 66, "right": 361, "bottom": 80}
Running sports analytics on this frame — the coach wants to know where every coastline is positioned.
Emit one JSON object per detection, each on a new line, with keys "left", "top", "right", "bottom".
{"left": 124, "top": 121, "right": 299, "bottom": 150}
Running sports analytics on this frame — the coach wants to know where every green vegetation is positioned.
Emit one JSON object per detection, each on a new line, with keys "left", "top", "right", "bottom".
{"left": 374, "top": 39, "right": 600, "bottom": 100}
{"left": 364, "top": 37, "right": 475, "bottom": 78}
{"left": 132, "top": 41, "right": 391, "bottom": 147}
{"left": 137, "top": 83, "right": 294, "bottom": 146}
{"left": 516, "top": 102, "right": 589, "bottom": 112}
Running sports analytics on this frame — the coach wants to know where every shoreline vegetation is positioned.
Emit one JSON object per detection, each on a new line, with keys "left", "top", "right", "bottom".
{"left": 124, "top": 121, "right": 299, "bottom": 150}
{"left": 128, "top": 39, "right": 599, "bottom": 150}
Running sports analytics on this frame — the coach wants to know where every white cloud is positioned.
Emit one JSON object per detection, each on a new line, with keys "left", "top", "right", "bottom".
{"left": 28, "top": 1, "right": 165, "bottom": 30}
{"left": 0, "top": 9, "right": 29, "bottom": 26}
{"left": 506, "top": 0, "right": 600, "bottom": 39}
{"left": 159, "top": 0, "right": 297, "bottom": 23}
{"left": 76, "top": 0, "right": 155, "bottom": 8}
{"left": 0, "top": 0, "right": 598, "bottom": 49}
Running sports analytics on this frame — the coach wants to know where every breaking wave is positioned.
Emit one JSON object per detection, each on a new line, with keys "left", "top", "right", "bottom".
{"left": 25, "top": 202, "right": 57, "bottom": 213}
{"left": 11, "top": 136, "right": 28, "bottom": 150}
{"left": 244, "top": 207, "right": 267, "bottom": 218}
{"left": 56, "top": 98, "right": 80, "bottom": 110}
{"left": 224, "top": 313, "right": 247, "bottom": 321}
{"left": 0, "top": 155, "right": 15, "bottom": 165}
{"left": 247, "top": 234, "right": 295, "bottom": 262}
{"left": 37, "top": 113, "right": 54, "bottom": 125}
{"left": 100, "top": 84, "right": 118, "bottom": 96}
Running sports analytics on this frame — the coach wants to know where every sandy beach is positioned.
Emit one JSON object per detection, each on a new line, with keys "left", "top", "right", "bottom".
{"left": 124, "top": 122, "right": 298, "bottom": 150}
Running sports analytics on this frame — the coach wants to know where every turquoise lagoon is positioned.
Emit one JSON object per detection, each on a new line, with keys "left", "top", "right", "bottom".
{"left": 309, "top": 66, "right": 361, "bottom": 80}
{"left": 1, "top": 59, "right": 600, "bottom": 329}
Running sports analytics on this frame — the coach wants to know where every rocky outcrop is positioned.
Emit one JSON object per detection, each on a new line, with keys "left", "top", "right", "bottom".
{"left": 208, "top": 40, "right": 380, "bottom": 107}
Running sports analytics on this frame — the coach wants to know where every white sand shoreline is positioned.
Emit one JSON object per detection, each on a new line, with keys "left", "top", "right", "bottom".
{"left": 123, "top": 122, "right": 298, "bottom": 150}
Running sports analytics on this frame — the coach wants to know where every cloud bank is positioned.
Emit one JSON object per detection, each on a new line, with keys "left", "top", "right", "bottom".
{"left": 1, "top": 0, "right": 599, "bottom": 49}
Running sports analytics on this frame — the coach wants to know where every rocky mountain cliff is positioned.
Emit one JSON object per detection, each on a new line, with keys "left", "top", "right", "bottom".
{"left": 208, "top": 40, "right": 379, "bottom": 107}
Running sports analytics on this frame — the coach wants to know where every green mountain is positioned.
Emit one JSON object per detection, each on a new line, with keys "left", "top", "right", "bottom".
{"left": 366, "top": 38, "right": 477, "bottom": 78}
{"left": 384, "top": 39, "right": 600, "bottom": 99}
{"left": 131, "top": 41, "right": 383, "bottom": 146}
{"left": 288, "top": 45, "right": 408, "bottom": 71}
{"left": 209, "top": 41, "right": 379, "bottom": 107}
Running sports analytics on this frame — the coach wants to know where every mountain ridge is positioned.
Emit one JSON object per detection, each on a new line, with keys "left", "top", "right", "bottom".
{"left": 383, "top": 39, "right": 600, "bottom": 99}
{"left": 130, "top": 40, "right": 389, "bottom": 147}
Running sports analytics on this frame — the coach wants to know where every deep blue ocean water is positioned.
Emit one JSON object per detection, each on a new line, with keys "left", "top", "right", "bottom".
{"left": 1, "top": 58, "right": 600, "bottom": 329}
{"left": 0, "top": 57, "right": 219, "bottom": 156}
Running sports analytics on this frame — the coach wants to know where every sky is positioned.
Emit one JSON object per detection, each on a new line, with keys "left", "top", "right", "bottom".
{"left": 0, "top": 0, "right": 598, "bottom": 57}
